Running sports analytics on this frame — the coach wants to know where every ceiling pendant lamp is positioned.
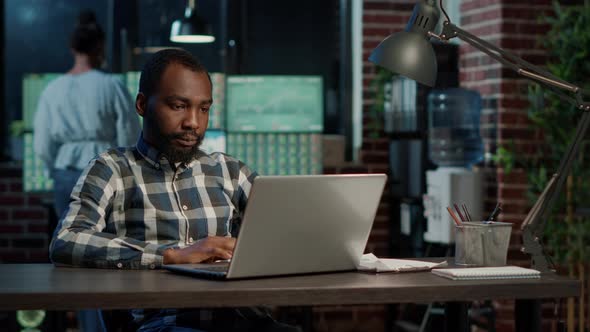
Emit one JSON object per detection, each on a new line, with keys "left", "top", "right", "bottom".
{"left": 170, "top": 0, "right": 215, "bottom": 43}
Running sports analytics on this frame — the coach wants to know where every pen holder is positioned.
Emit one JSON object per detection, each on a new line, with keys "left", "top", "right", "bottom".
{"left": 454, "top": 222, "right": 512, "bottom": 266}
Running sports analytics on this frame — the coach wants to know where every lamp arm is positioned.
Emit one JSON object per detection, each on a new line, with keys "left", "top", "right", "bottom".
{"left": 430, "top": 21, "right": 590, "bottom": 272}
{"left": 520, "top": 111, "right": 590, "bottom": 272}
{"left": 433, "top": 22, "right": 590, "bottom": 108}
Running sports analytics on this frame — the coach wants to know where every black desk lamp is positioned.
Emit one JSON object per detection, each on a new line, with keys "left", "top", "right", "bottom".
{"left": 369, "top": 0, "right": 590, "bottom": 272}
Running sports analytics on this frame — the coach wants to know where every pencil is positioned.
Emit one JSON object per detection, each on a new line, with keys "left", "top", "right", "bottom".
{"left": 462, "top": 204, "right": 472, "bottom": 221}
{"left": 446, "top": 206, "right": 462, "bottom": 226}
{"left": 454, "top": 203, "right": 466, "bottom": 222}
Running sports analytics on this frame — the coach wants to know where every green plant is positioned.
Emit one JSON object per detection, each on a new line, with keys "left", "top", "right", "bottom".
{"left": 368, "top": 67, "right": 397, "bottom": 138}
{"left": 492, "top": 142, "right": 519, "bottom": 174}
{"left": 533, "top": 1, "right": 590, "bottom": 265}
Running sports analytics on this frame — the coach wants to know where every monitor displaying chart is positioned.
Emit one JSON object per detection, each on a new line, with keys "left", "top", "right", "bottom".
{"left": 226, "top": 76, "right": 323, "bottom": 132}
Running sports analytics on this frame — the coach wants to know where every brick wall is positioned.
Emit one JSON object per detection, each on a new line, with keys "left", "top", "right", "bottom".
{"left": 459, "top": 0, "right": 568, "bottom": 331}
{"left": 459, "top": 0, "right": 552, "bottom": 231}
{"left": 361, "top": 0, "right": 414, "bottom": 257}
{"left": 0, "top": 163, "right": 51, "bottom": 263}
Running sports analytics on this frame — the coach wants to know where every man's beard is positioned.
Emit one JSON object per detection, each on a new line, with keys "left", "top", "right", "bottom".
{"left": 160, "top": 131, "right": 204, "bottom": 164}
{"left": 147, "top": 119, "right": 204, "bottom": 164}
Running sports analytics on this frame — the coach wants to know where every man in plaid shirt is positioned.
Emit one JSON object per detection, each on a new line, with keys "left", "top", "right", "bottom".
{"left": 50, "top": 49, "right": 300, "bottom": 332}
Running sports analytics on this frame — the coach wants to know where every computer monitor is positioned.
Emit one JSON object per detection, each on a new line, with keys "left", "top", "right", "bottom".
{"left": 226, "top": 75, "right": 323, "bottom": 132}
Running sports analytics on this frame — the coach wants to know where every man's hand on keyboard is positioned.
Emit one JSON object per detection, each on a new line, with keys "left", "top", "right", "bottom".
{"left": 163, "top": 236, "right": 235, "bottom": 264}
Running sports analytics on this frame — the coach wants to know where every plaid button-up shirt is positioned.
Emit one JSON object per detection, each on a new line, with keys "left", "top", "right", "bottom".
{"left": 49, "top": 136, "right": 257, "bottom": 270}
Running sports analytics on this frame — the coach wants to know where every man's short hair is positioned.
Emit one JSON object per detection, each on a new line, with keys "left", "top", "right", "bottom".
{"left": 139, "top": 48, "right": 209, "bottom": 98}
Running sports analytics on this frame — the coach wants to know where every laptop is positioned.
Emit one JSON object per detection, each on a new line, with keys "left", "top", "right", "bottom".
{"left": 163, "top": 174, "right": 387, "bottom": 280}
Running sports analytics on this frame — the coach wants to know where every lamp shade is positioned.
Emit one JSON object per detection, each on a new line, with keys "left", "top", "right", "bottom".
{"left": 170, "top": 7, "right": 215, "bottom": 43}
{"left": 368, "top": 31, "right": 437, "bottom": 87}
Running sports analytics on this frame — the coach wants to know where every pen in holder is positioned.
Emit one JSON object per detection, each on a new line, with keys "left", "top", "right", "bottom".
{"left": 454, "top": 222, "right": 512, "bottom": 266}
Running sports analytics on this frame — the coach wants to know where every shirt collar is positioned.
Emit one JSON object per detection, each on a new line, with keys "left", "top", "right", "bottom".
{"left": 136, "top": 135, "right": 162, "bottom": 168}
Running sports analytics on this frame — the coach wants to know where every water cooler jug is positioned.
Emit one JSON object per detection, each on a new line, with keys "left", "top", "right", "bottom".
{"left": 423, "top": 88, "right": 484, "bottom": 244}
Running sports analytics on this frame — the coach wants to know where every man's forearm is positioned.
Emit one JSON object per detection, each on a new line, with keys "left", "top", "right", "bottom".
{"left": 50, "top": 227, "right": 167, "bottom": 269}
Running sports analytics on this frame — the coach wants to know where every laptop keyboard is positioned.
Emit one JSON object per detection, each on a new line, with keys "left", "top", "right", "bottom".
{"left": 197, "top": 265, "right": 228, "bottom": 272}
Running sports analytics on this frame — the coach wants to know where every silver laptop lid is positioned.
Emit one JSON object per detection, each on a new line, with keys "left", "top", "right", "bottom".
{"left": 227, "top": 174, "right": 387, "bottom": 279}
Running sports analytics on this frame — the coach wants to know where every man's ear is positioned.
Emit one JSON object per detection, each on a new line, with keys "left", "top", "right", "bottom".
{"left": 136, "top": 92, "right": 147, "bottom": 118}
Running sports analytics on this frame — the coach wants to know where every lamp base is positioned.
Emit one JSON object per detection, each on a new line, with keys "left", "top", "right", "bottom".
{"left": 522, "top": 227, "right": 553, "bottom": 273}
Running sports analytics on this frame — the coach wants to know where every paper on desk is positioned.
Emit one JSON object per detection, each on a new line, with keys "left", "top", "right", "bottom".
{"left": 358, "top": 253, "right": 447, "bottom": 273}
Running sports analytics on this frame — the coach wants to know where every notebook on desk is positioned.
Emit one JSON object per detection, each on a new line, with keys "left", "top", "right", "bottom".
{"left": 163, "top": 174, "right": 387, "bottom": 280}
{"left": 432, "top": 266, "right": 541, "bottom": 281}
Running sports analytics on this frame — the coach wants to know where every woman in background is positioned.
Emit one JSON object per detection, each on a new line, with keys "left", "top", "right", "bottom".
{"left": 34, "top": 10, "right": 140, "bottom": 218}
{"left": 33, "top": 9, "right": 140, "bottom": 332}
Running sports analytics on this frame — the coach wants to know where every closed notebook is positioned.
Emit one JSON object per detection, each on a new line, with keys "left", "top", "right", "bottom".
{"left": 432, "top": 266, "right": 541, "bottom": 281}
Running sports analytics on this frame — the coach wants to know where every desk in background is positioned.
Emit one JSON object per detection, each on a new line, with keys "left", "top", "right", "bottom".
{"left": 0, "top": 264, "right": 579, "bottom": 332}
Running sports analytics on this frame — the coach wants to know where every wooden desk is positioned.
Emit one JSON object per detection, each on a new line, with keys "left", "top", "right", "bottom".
{"left": 0, "top": 264, "right": 579, "bottom": 331}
